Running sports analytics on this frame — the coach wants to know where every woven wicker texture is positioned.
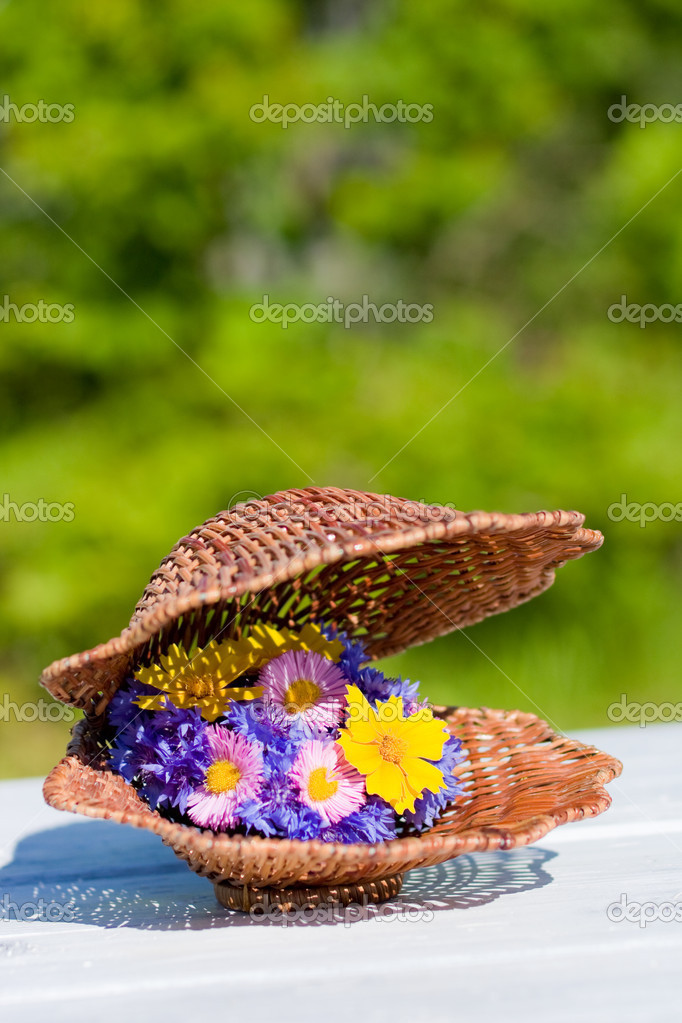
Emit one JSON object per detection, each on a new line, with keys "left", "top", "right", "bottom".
{"left": 43, "top": 707, "right": 621, "bottom": 890}
{"left": 40, "top": 487, "right": 603, "bottom": 717}
{"left": 41, "top": 487, "right": 616, "bottom": 904}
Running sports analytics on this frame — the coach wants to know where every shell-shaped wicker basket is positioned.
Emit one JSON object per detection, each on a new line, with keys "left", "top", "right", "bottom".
{"left": 42, "top": 487, "right": 621, "bottom": 912}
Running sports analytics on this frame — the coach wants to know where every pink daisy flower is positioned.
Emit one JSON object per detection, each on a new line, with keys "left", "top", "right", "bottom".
{"left": 187, "top": 724, "right": 263, "bottom": 831}
{"left": 258, "top": 649, "right": 348, "bottom": 733}
{"left": 291, "top": 740, "right": 366, "bottom": 825}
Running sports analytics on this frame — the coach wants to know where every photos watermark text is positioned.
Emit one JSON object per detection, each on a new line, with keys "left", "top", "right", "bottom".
{"left": 250, "top": 95, "right": 433, "bottom": 129}
{"left": 248, "top": 898, "right": 436, "bottom": 926}
{"left": 0, "top": 694, "right": 76, "bottom": 724}
{"left": 0, "top": 95, "right": 75, "bottom": 124}
{"left": 250, "top": 294, "right": 433, "bottom": 329}
{"left": 0, "top": 895, "right": 76, "bottom": 922}
{"left": 607, "top": 294, "right": 682, "bottom": 327}
{"left": 0, "top": 296, "right": 75, "bottom": 324}
{"left": 608, "top": 96, "right": 682, "bottom": 127}
{"left": 607, "top": 894, "right": 682, "bottom": 927}
{"left": 607, "top": 495, "right": 682, "bottom": 527}
{"left": 606, "top": 695, "right": 682, "bottom": 727}
{"left": 0, "top": 495, "right": 75, "bottom": 523}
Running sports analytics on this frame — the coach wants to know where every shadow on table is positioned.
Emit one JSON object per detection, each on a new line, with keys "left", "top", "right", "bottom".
{"left": 0, "top": 820, "right": 558, "bottom": 930}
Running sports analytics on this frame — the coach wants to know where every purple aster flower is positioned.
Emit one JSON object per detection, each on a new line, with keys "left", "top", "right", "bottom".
{"left": 403, "top": 734, "right": 466, "bottom": 830}
{"left": 187, "top": 725, "right": 264, "bottom": 831}
{"left": 290, "top": 740, "right": 366, "bottom": 825}
{"left": 258, "top": 649, "right": 348, "bottom": 735}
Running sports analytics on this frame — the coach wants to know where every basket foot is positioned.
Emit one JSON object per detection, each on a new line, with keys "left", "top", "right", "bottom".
{"left": 214, "top": 874, "right": 404, "bottom": 913}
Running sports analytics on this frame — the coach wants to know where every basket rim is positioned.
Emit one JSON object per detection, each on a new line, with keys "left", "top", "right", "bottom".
{"left": 42, "top": 707, "right": 622, "bottom": 885}
{"left": 39, "top": 488, "right": 603, "bottom": 711}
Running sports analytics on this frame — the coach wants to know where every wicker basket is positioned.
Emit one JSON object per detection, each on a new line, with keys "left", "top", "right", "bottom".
{"left": 41, "top": 487, "right": 621, "bottom": 911}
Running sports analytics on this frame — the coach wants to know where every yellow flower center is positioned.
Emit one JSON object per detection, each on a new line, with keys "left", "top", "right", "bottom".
{"left": 182, "top": 674, "right": 222, "bottom": 700}
{"left": 205, "top": 759, "right": 241, "bottom": 793}
{"left": 307, "top": 767, "right": 338, "bottom": 802}
{"left": 378, "top": 733, "right": 409, "bottom": 764}
{"left": 283, "top": 678, "right": 321, "bottom": 714}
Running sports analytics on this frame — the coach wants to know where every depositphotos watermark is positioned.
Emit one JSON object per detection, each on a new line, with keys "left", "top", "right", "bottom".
{"left": 250, "top": 94, "right": 433, "bottom": 129}
{"left": 237, "top": 696, "right": 435, "bottom": 727}
{"left": 249, "top": 295, "right": 434, "bottom": 329}
{"left": 225, "top": 491, "right": 458, "bottom": 527}
{"left": 607, "top": 95, "right": 682, "bottom": 127}
{"left": 0, "top": 95, "right": 75, "bottom": 124}
{"left": 0, "top": 495, "right": 75, "bottom": 523}
{"left": 0, "top": 895, "right": 76, "bottom": 922}
{"left": 607, "top": 695, "right": 682, "bottom": 727}
{"left": 606, "top": 494, "right": 682, "bottom": 527}
{"left": 0, "top": 296, "right": 75, "bottom": 323}
{"left": 0, "top": 695, "right": 76, "bottom": 724}
{"left": 248, "top": 898, "right": 436, "bottom": 926}
{"left": 607, "top": 295, "right": 682, "bottom": 327}
{"left": 607, "top": 894, "right": 682, "bottom": 927}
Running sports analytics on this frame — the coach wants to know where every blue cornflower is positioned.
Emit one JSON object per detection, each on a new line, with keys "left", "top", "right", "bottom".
{"left": 318, "top": 796, "right": 397, "bottom": 844}
{"left": 225, "top": 698, "right": 308, "bottom": 753}
{"left": 320, "top": 623, "right": 368, "bottom": 682}
{"left": 239, "top": 754, "right": 324, "bottom": 840}
{"left": 106, "top": 677, "right": 159, "bottom": 732}
{"left": 107, "top": 686, "right": 210, "bottom": 814}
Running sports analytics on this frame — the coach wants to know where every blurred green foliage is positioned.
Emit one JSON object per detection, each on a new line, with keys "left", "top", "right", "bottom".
{"left": 1, "top": 0, "right": 681, "bottom": 778}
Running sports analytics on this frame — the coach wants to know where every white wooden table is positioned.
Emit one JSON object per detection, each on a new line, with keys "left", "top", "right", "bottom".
{"left": 0, "top": 724, "right": 680, "bottom": 1022}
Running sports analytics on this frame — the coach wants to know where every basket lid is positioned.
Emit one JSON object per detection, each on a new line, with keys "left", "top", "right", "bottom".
{"left": 40, "top": 486, "right": 603, "bottom": 715}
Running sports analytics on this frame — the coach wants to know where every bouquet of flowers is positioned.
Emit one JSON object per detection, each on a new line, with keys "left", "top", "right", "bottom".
{"left": 105, "top": 622, "right": 464, "bottom": 843}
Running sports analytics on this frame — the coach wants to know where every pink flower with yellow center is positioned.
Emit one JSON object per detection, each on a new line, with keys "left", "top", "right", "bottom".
{"left": 258, "top": 649, "right": 348, "bottom": 733}
{"left": 187, "top": 724, "right": 263, "bottom": 830}
{"left": 290, "top": 740, "right": 366, "bottom": 825}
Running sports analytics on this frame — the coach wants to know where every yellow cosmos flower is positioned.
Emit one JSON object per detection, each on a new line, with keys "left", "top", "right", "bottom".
{"left": 134, "top": 622, "right": 342, "bottom": 722}
{"left": 337, "top": 685, "right": 448, "bottom": 814}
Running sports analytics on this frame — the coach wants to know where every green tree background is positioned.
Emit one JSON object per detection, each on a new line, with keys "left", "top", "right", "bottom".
{"left": 1, "top": 0, "right": 680, "bottom": 776}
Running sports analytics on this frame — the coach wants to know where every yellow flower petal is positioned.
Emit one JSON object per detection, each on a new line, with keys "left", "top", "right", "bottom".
{"left": 344, "top": 718, "right": 381, "bottom": 744}
{"left": 298, "top": 623, "right": 343, "bottom": 661}
{"left": 201, "top": 702, "right": 223, "bottom": 722}
{"left": 227, "top": 685, "right": 263, "bottom": 701}
{"left": 336, "top": 735, "right": 382, "bottom": 775}
{"left": 392, "top": 789, "right": 418, "bottom": 815}
{"left": 401, "top": 756, "right": 445, "bottom": 798}
{"left": 159, "top": 644, "right": 193, "bottom": 675}
{"left": 396, "top": 717, "right": 449, "bottom": 761}
{"left": 380, "top": 694, "right": 406, "bottom": 719}
{"left": 248, "top": 624, "right": 289, "bottom": 662}
{"left": 342, "top": 691, "right": 381, "bottom": 742}
{"left": 364, "top": 759, "right": 405, "bottom": 803}
{"left": 134, "top": 691, "right": 166, "bottom": 712}
{"left": 136, "top": 659, "right": 178, "bottom": 690}
{"left": 345, "top": 684, "right": 375, "bottom": 719}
